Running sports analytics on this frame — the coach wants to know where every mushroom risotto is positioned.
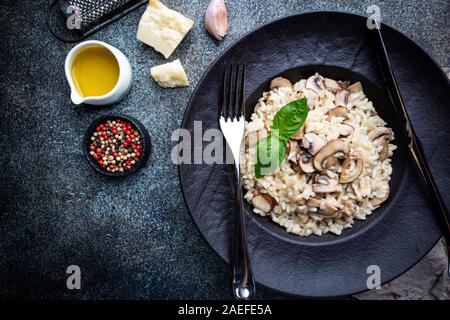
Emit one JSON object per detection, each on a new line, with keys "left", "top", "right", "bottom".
{"left": 241, "top": 74, "right": 396, "bottom": 236}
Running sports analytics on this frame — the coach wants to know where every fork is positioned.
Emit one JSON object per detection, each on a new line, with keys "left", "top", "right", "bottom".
{"left": 220, "top": 63, "right": 255, "bottom": 300}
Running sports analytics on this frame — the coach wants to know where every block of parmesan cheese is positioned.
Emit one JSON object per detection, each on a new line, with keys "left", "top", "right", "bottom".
{"left": 137, "top": 0, "right": 194, "bottom": 59}
{"left": 151, "top": 59, "right": 189, "bottom": 88}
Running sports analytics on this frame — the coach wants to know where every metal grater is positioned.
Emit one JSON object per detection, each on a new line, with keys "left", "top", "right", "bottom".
{"left": 67, "top": 0, "right": 135, "bottom": 29}
{"left": 48, "top": 0, "right": 147, "bottom": 42}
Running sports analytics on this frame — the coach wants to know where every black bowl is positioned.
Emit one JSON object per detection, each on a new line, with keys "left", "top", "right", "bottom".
{"left": 243, "top": 65, "right": 409, "bottom": 245}
{"left": 83, "top": 114, "right": 151, "bottom": 177}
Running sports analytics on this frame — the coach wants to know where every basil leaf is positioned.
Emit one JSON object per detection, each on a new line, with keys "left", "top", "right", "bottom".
{"left": 271, "top": 98, "right": 308, "bottom": 141}
{"left": 255, "top": 135, "right": 287, "bottom": 178}
{"left": 254, "top": 98, "right": 308, "bottom": 178}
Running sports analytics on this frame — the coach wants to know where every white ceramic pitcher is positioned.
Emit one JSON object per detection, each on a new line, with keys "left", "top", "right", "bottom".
{"left": 65, "top": 40, "right": 132, "bottom": 105}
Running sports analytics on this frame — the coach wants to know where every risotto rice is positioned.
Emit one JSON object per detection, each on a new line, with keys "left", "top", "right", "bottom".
{"left": 241, "top": 74, "right": 396, "bottom": 236}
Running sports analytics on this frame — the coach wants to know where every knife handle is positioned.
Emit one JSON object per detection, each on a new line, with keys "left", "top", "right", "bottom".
{"left": 411, "top": 137, "right": 450, "bottom": 276}
{"left": 411, "top": 136, "right": 450, "bottom": 235}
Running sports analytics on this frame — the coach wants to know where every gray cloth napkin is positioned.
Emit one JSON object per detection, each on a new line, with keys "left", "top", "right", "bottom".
{"left": 356, "top": 237, "right": 449, "bottom": 300}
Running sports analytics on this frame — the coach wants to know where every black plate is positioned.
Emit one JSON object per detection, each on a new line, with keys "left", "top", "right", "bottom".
{"left": 83, "top": 114, "right": 151, "bottom": 177}
{"left": 179, "top": 12, "right": 450, "bottom": 297}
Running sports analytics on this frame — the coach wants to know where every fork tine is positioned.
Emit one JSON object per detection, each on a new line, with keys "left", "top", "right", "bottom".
{"left": 227, "top": 63, "right": 233, "bottom": 120}
{"left": 222, "top": 63, "right": 246, "bottom": 121}
{"left": 238, "top": 62, "right": 246, "bottom": 118}
{"left": 232, "top": 63, "right": 241, "bottom": 120}
{"left": 221, "top": 63, "right": 229, "bottom": 119}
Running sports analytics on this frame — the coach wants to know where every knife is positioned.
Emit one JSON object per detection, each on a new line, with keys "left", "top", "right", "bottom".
{"left": 369, "top": 19, "right": 450, "bottom": 276}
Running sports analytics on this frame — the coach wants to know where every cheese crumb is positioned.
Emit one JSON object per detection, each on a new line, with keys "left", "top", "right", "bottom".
{"left": 151, "top": 59, "right": 189, "bottom": 88}
{"left": 137, "top": 0, "right": 194, "bottom": 59}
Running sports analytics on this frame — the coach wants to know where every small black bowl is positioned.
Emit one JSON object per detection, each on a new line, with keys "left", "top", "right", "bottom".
{"left": 83, "top": 114, "right": 151, "bottom": 177}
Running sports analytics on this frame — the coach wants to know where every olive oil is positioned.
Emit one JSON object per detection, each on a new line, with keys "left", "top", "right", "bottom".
{"left": 71, "top": 45, "right": 119, "bottom": 97}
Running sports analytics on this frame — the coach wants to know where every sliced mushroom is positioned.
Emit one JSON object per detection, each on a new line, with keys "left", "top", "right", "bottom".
{"left": 297, "top": 214, "right": 310, "bottom": 224}
{"left": 318, "top": 202, "right": 339, "bottom": 216}
{"left": 304, "top": 89, "right": 318, "bottom": 108}
{"left": 306, "top": 197, "right": 321, "bottom": 207}
{"left": 327, "top": 106, "right": 349, "bottom": 121}
{"left": 287, "top": 140, "right": 299, "bottom": 164}
{"left": 369, "top": 187, "right": 390, "bottom": 207}
{"left": 306, "top": 74, "right": 325, "bottom": 93}
{"left": 339, "top": 80, "right": 350, "bottom": 89}
{"left": 339, "top": 123, "right": 354, "bottom": 136}
{"left": 312, "top": 176, "right": 343, "bottom": 193}
{"left": 252, "top": 193, "right": 276, "bottom": 213}
{"left": 339, "top": 156, "right": 363, "bottom": 183}
{"left": 345, "top": 183, "right": 355, "bottom": 193}
{"left": 298, "top": 153, "right": 315, "bottom": 173}
{"left": 340, "top": 201, "right": 355, "bottom": 216}
{"left": 294, "top": 79, "right": 306, "bottom": 90}
{"left": 290, "top": 163, "right": 302, "bottom": 173}
{"left": 335, "top": 218, "right": 348, "bottom": 225}
{"left": 314, "top": 174, "right": 330, "bottom": 184}
{"left": 307, "top": 197, "right": 340, "bottom": 216}
{"left": 335, "top": 90, "right": 350, "bottom": 108}
{"left": 313, "top": 140, "right": 350, "bottom": 171}
{"left": 301, "top": 133, "right": 326, "bottom": 155}
{"left": 270, "top": 76, "right": 293, "bottom": 89}
{"left": 347, "top": 81, "right": 363, "bottom": 93}
{"left": 256, "top": 181, "right": 279, "bottom": 202}
{"left": 378, "top": 139, "right": 389, "bottom": 162}
{"left": 368, "top": 127, "right": 393, "bottom": 161}
{"left": 344, "top": 186, "right": 357, "bottom": 201}
{"left": 324, "top": 78, "right": 341, "bottom": 93}
{"left": 368, "top": 127, "right": 393, "bottom": 142}
{"left": 322, "top": 156, "right": 340, "bottom": 170}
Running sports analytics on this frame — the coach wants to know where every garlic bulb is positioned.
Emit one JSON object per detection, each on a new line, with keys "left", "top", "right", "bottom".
{"left": 204, "top": 0, "right": 228, "bottom": 40}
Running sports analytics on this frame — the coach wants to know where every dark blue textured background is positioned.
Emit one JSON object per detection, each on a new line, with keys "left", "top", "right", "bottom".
{"left": 0, "top": 0, "right": 447, "bottom": 299}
